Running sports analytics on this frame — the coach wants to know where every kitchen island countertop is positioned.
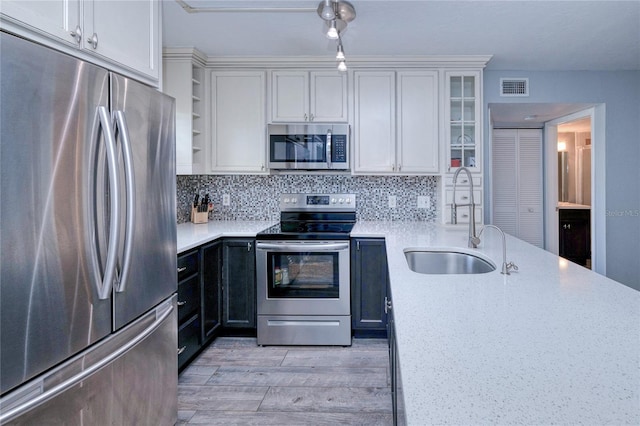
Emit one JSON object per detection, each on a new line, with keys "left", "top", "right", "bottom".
{"left": 177, "top": 220, "right": 275, "bottom": 254}
{"left": 351, "top": 221, "right": 639, "bottom": 425}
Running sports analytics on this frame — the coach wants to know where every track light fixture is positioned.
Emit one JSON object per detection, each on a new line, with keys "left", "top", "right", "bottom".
{"left": 316, "top": 1, "right": 355, "bottom": 72}
{"left": 326, "top": 20, "right": 339, "bottom": 39}
{"left": 336, "top": 43, "right": 345, "bottom": 61}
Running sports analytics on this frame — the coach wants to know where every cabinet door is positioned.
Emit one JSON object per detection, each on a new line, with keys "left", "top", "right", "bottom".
{"left": 0, "top": 0, "right": 80, "bottom": 46}
{"left": 84, "top": 0, "right": 159, "bottom": 80}
{"left": 353, "top": 71, "right": 396, "bottom": 173}
{"left": 446, "top": 71, "right": 480, "bottom": 172}
{"left": 211, "top": 71, "right": 266, "bottom": 173}
{"left": 201, "top": 241, "right": 222, "bottom": 344}
{"left": 271, "top": 71, "right": 309, "bottom": 122}
{"left": 310, "top": 71, "right": 347, "bottom": 122}
{"left": 559, "top": 209, "right": 590, "bottom": 265}
{"left": 351, "top": 239, "right": 388, "bottom": 334}
{"left": 397, "top": 71, "right": 439, "bottom": 173}
{"left": 222, "top": 239, "right": 256, "bottom": 329}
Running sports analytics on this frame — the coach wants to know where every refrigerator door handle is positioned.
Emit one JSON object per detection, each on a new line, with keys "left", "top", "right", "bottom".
{"left": 113, "top": 110, "right": 136, "bottom": 293}
{"left": 0, "top": 302, "right": 174, "bottom": 425}
{"left": 94, "top": 106, "right": 121, "bottom": 300}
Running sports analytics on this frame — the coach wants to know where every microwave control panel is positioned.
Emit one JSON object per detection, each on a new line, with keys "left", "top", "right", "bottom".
{"left": 332, "top": 135, "right": 348, "bottom": 163}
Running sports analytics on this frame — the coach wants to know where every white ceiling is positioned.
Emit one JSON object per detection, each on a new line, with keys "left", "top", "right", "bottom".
{"left": 162, "top": 0, "right": 640, "bottom": 71}
{"left": 162, "top": 0, "right": 638, "bottom": 127}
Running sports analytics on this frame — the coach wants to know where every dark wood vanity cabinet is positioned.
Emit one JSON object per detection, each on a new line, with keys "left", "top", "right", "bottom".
{"left": 559, "top": 209, "right": 591, "bottom": 267}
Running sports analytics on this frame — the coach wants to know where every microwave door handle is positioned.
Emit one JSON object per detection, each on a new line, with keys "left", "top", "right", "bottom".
{"left": 326, "top": 130, "right": 332, "bottom": 169}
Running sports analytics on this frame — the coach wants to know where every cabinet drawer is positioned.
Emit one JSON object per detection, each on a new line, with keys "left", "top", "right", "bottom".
{"left": 177, "top": 275, "right": 199, "bottom": 324}
{"left": 444, "top": 175, "right": 481, "bottom": 187}
{"left": 178, "top": 315, "right": 201, "bottom": 370}
{"left": 177, "top": 250, "right": 198, "bottom": 281}
{"left": 445, "top": 189, "right": 482, "bottom": 205}
{"left": 450, "top": 206, "right": 483, "bottom": 224}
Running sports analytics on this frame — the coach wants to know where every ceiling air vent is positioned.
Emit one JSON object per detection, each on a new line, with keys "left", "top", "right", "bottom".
{"left": 500, "top": 78, "right": 529, "bottom": 96}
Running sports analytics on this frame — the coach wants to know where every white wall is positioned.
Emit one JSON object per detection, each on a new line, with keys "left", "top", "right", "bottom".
{"left": 483, "top": 70, "right": 640, "bottom": 290}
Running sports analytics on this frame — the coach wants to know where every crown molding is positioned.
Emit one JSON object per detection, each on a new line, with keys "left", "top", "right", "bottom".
{"left": 163, "top": 47, "right": 207, "bottom": 67}
{"left": 162, "top": 49, "right": 492, "bottom": 70}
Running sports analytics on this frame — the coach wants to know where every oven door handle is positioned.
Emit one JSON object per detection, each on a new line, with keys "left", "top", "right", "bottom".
{"left": 256, "top": 242, "right": 349, "bottom": 252}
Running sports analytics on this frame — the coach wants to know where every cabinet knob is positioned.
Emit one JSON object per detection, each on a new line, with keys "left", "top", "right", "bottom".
{"left": 177, "top": 266, "right": 187, "bottom": 273}
{"left": 384, "top": 296, "right": 393, "bottom": 314}
{"left": 304, "top": 113, "right": 308, "bottom": 121}
{"left": 177, "top": 300, "right": 187, "bottom": 306}
{"left": 247, "top": 242, "right": 252, "bottom": 252}
{"left": 70, "top": 25, "right": 82, "bottom": 44}
{"left": 87, "top": 33, "right": 98, "bottom": 49}
{"left": 310, "top": 113, "right": 314, "bottom": 121}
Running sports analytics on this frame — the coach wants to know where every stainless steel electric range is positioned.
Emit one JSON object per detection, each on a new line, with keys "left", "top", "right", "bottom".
{"left": 256, "top": 193, "right": 356, "bottom": 346}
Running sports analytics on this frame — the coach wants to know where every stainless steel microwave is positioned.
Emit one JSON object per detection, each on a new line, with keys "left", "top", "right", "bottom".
{"left": 267, "top": 123, "right": 350, "bottom": 170}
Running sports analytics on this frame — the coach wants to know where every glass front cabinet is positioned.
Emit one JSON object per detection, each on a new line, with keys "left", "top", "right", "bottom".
{"left": 445, "top": 71, "right": 481, "bottom": 172}
{"left": 442, "top": 70, "right": 483, "bottom": 226}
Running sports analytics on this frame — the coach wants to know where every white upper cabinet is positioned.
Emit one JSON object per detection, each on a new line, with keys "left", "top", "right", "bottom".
{"left": 83, "top": 0, "right": 159, "bottom": 81}
{"left": 163, "top": 51, "right": 207, "bottom": 175}
{"left": 0, "top": 0, "right": 80, "bottom": 46}
{"left": 353, "top": 71, "right": 396, "bottom": 173}
{"left": 271, "top": 71, "right": 347, "bottom": 122}
{"left": 210, "top": 71, "right": 267, "bottom": 174}
{"left": 445, "top": 71, "right": 481, "bottom": 172}
{"left": 397, "top": 71, "right": 439, "bottom": 173}
{"left": 353, "top": 71, "right": 439, "bottom": 174}
{"left": 1, "top": 0, "right": 160, "bottom": 85}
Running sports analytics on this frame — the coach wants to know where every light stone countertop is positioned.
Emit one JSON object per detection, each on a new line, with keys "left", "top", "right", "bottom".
{"left": 177, "top": 220, "right": 275, "bottom": 254}
{"left": 557, "top": 202, "right": 591, "bottom": 210}
{"left": 351, "top": 221, "right": 640, "bottom": 425}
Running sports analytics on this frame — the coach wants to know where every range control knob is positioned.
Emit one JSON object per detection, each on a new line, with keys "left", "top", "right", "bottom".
{"left": 331, "top": 198, "right": 337, "bottom": 204}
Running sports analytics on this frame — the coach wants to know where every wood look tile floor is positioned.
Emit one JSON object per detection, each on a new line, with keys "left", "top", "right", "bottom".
{"left": 177, "top": 337, "right": 393, "bottom": 425}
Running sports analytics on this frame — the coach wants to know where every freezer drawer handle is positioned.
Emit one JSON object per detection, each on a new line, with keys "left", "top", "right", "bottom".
{"left": 0, "top": 302, "right": 174, "bottom": 424}
{"left": 113, "top": 111, "right": 136, "bottom": 293}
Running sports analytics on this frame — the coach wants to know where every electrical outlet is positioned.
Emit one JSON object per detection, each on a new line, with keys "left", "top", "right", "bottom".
{"left": 388, "top": 195, "right": 397, "bottom": 208}
{"left": 222, "top": 194, "right": 230, "bottom": 206}
{"left": 417, "top": 196, "right": 430, "bottom": 209}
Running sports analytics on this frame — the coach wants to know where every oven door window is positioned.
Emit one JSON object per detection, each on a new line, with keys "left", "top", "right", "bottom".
{"left": 267, "top": 251, "right": 339, "bottom": 298}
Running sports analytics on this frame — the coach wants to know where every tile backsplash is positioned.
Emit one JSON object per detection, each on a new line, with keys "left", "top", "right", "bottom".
{"left": 177, "top": 174, "right": 439, "bottom": 224}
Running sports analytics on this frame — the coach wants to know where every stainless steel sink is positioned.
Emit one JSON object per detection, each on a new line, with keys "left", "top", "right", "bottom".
{"left": 404, "top": 249, "right": 496, "bottom": 274}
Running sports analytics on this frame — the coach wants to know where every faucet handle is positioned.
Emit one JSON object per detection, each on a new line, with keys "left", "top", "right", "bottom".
{"left": 505, "top": 261, "right": 518, "bottom": 274}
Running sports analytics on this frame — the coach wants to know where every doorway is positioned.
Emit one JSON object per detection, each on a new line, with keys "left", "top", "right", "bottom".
{"left": 488, "top": 103, "right": 606, "bottom": 275}
{"left": 556, "top": 117, "right": 592, "bottom": 267}
{"left": 544, "top": 106, "right": 606, "bottom": 274}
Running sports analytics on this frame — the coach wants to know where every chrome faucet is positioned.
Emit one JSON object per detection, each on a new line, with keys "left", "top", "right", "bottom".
{"left": 451, "top": 167, "right": 480, "bottom": 248}
{"left": 477, "top": 224, "right": 519, "bottom": 275}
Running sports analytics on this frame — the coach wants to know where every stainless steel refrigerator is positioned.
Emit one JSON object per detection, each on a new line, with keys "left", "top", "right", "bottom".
{"left": 0, "top": 31, "right": 177, "bottom": 424}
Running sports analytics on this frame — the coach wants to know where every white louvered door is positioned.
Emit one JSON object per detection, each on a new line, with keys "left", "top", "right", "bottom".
{"left": 492, "top": 129, "right": 543, "bottom": 247}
